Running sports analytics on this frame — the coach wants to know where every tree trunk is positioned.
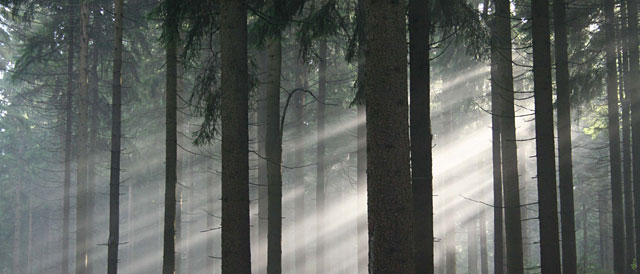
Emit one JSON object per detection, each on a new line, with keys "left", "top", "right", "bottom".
{"left": 409, "top": 0, "right": 434, "bottom": 273}
{"left": 553, "top": 0, "right": 577, "bottom": 272}
{"left": 626, "top": 0, "right": 640, "bottom": 268}
{"left": 107, "top": 0, "right": 124, "bottom": 272}
{"left": 356, "top": 3, "right": 368, "bottom": 274}
{"left": 363, "top": 0, "right": 414, "bottom": 273}
{"left": 127, "top": 179, "right": 135, "bottom": 274}
{"left": 467, "top": 220, "right": 478, "bottom": 274}
{"left": 599, "top": 191, "right": 610, "bottom": 269}
{"left": 206, "top": 159, "right": 216, "bottom": 273}
{"left": 76, "top": 1, "right": 90, "bottom": 273}
{"left": 316, "top": 37, "right": 328, "bottom": 274}
{"left": 479, "top": 210, "right": 489, "bottom": 274}
{"left": 162, "top": 0, "right": 179, "bottom": 272}
{"left": 220, "top": 1, "right": 251, "bottom": 273}
{"left": 604, "top": 0, "right": 626, "bottom": 271}
{"left": 62, "top": 1, "right": 75, "bottom": 272}
{"left": 293, "top": 56, "right": 307, "bottom": 274}
{"left": 493, "top": 0, "right": 524, "bottom": 270}
{"left": 531, "top": 0, "right": 562, "bottom": 271}
{"left": 266, "top": 34, "right": 283, "bottom": 274}
{"left": 489, "top": 12, "right": 505, "bottom": 274}
{"left": 12, "top": 175, "right": 22, "bottom": 274}
{"left": 27, "top": 195, "right": 33, "bottom": 274}
{"left": 257, "top": 51, "right": 269, "bottom": 274}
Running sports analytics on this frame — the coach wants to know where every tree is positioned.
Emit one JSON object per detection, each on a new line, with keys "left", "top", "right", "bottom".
{"left": 316, "top": 37, "right": 328, "bottom": 274}
{"left": 62, "top": 1, "right": 75, "bottom": 272}
{"left": 219, "top": 1, "right": 251, "bottom": 273}
{"left": 363, "top": 0, "right": 414, "bottom": 273}
{"left": 627, "top": 0, "right": 640, "bottom": 268}
{"left": 293, "top": 54, "right": 307, "bottom": 274}
{"left": 531, "top": 0, "right": 562, "bottom": 271}
{"left": 409, "top": 0, "right": 434, "bottom": 273}
{"left": 604, "top": 0, "right": 625, "bottom": 271}
{"left": 162, "top": 0, "right": 179, "bottom": 272}
{"left": 107, "top": 0, "right": 124, "bottom": 272}
{"left": 553, "top": 0, "right": 577, "bottom": 272}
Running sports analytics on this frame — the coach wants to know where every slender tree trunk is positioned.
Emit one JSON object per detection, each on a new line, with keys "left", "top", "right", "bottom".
{"left": 63, "top": 1, "right": 75, "bottom": 272}
{"left": 257, "top": 51, "right": 269, "bottom": 274}
{"left": 27, "top": 195, "right": 33, "bottom": 274}
{"left": 493, "top": 0, "right": 524, "bottom": 270}
{"left": 518, "top": 147, "right": 529, "bottom": 261}
{"left": 107, "top": 0, "right": 124, "bottom": 272}
{"left": 162, "top": 0, "right": 179, "bottom": 272}
{"left": 316, "top": 37, "right": 328, "bottom": 274}
{"left": 604, "top": 0, "right": 626, "bottom": 271}
{"left": 599, "top": 191, "right": 610, "bottom": 269}
{"left": 363, "top": 0, "right": 414, "bottom": 273}
{"left": 467, "top": 220, "right": 478, "bottom": 274}
{"left": 489, "top": 13, "right": 505, "bottom": 274}
{"left": 409, "top": 0, "right": 434, "bottom": 273}
{"left": 356, "top": 3, "right": 367, "bottom": 274}
{"left": 206, "top": 159, "right": 216, "bottom": 273}
{"left": 13, "top": 175, "right": 22, "bottom": 274}
{"left": 266, "top": 34, "right": 283, "bottom": 274}
{"left": 531, "top": 0, "right": 562, "bottom": 271}
{"left": 553, "top": 0, "right": 577, "bottom": 272}
{"left": 627, "top": 0, "right": 640, "bottom": 268}
{"left": 127, "top": 179, "right": 135, "bottom": 274}
{"left": 479, "top": 210, "right": 489, "bottom": 274}
{"left": 76, "top": 1, "right": 90, "bottom": 273}
{"left": 583, "top": 203, "right": 588, "bottom": 271}
{"left": 293, "top": 56, "right": 307, "bottom": 274}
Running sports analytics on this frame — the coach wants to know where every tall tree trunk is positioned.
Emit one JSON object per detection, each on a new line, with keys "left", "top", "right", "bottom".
{"left": 293, "top": 56, "right": 307, "bottom": 274}
{"left": 356, "top": 3, "right": 367, "bottom": 274}
{"left": 493, "top": 0, "right": 524, "bottom": 270}
{"left": 363, "top": 0, "right": 414, "bottom": 273}
{"left": 627, "top": 0, "right": 640, "bottom": 268}
{"left": 553, "top": 0, "right": 577, "bottom": 272}
{"left": 206, "top": 159, "right": 216, "bottom": 273}
{"left": 531, "top": 0, "right": 562, "bottom": 271}
{"left": 316, "top": 37, "right": 328, "bottom": 274}
{"left": 76, "top": 1, "right": 90, "bottom": 273}
{"left": 604, "top": 0, "right": 626, "bottom": 271}
{"left": 27, "top": 195, "right": 33, "bottom": 274}
{"left": 599, "top": 191, "right": 610, "bottom": 269}
{"left": 127, "top": 179, "right": 135, "bottom": 274}
{"left": 107, "top": 0, "right": 124, "bottom": 272}
{"left": 266, "top": 34, "right": 283, "bottom": 274}
{"left": 583, "top": 203, "right": 589, "bottom": 271}
{"left": 489, "top": 12, "right": 505, "bottom": 274}
{"left": 162, "top": 0, "right": 179, "bottom": 272}
{"left": 409, "top": 0, "right": 434, "bottom": 273}
{"left": 62, "top": 1, "right": 75, "bottom": 272}
{"left": 517, "top": 147, "right": 529, "bottom": 261}
{"left": 257, "top": 51, "right": 269, "bottom": 274}
{"left": 479, "top": 210, "right": 489, "bottom": 274}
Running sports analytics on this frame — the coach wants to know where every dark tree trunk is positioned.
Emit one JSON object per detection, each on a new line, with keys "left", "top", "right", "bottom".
{"left": 604, "top": 0, "right": 626, "bottom": 271}
{"left": 266, "top": 34, "right": 283, "bottom": 274}
{"left": 493, "top": 0, "right": 524, "bottom": 270}
{"left": 316, "top": 37, "right": 328, "bottom": 274}
{"left": 627, "top": 0, "right": 640, "bottom": 268}
{"left": 531, "top": 0, "right": 562, "bottom": 271}
{"left": 220, "top": 0, "right": 251, "bottom": 273}
{"left": 489, "top": 11, "right": 505, "bottom": 274}
{"left": 62, "top": 1, "right": 75, "bottom": 272}
{"left": 162, "top": 0, "right": 179, "bottom": 272}
{"left": 107, "top": 0, "right": 124, "bottom": 272}
{"left": 409, "top": 0, "right": 434, "bottom": 273}
{"left": 553, "top": 0, "right": 577, "bottom": 272}
{"left": 76, "top": 1, "right": 90, "bottom": 273}
{"left": 363, "top": 0, "right": 414, "bottom": 273}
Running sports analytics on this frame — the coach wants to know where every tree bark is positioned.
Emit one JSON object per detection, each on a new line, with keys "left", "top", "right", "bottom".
{"left": 626, "top": 0, "right": 640, "bottom": 268}
{"left": 604, "top": 0, "right": 626, "bottom": 271}
{"left": 220, "top": 1, "right": 251, "bottom": 273}
{"left": 553, "top": 0, "right": 577, "bottom": 272}
{"left": 76, "top": 1, "right": 90, "bottom": 273}
{"left": 62, "top": 1, "right": 75, "bottom": 272}
{"left": 531, "top": 0, "right": 562, "bottom": 271}
{"left": 266, "top": 34, "right": 283, "bottom": 274}
{"left": 108, "top": 0, "right": 124, "bottom": 272}
{"left": 356, "top": 3, "right": 367, "bottom": 274}
{"left": 162, "top": 0, "right": 179, "bottom": 272}
{"left": 363, "top": 0, "right": 414, "bottom": 273}
{"left": 293, "top": 55, "right": 307, "bottom": 274}
{"left": 409, "top": 0, "right": 434, "bottom": 273}
{"left": 257, "top": 51, "right": 269, "bottom": 274}
{"left": 479, "top": 210, "right": 489, "bottom": 274}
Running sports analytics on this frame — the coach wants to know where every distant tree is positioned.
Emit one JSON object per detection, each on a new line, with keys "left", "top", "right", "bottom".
{"left": 627, "top": 0, "right": 640, "bottom": 267}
